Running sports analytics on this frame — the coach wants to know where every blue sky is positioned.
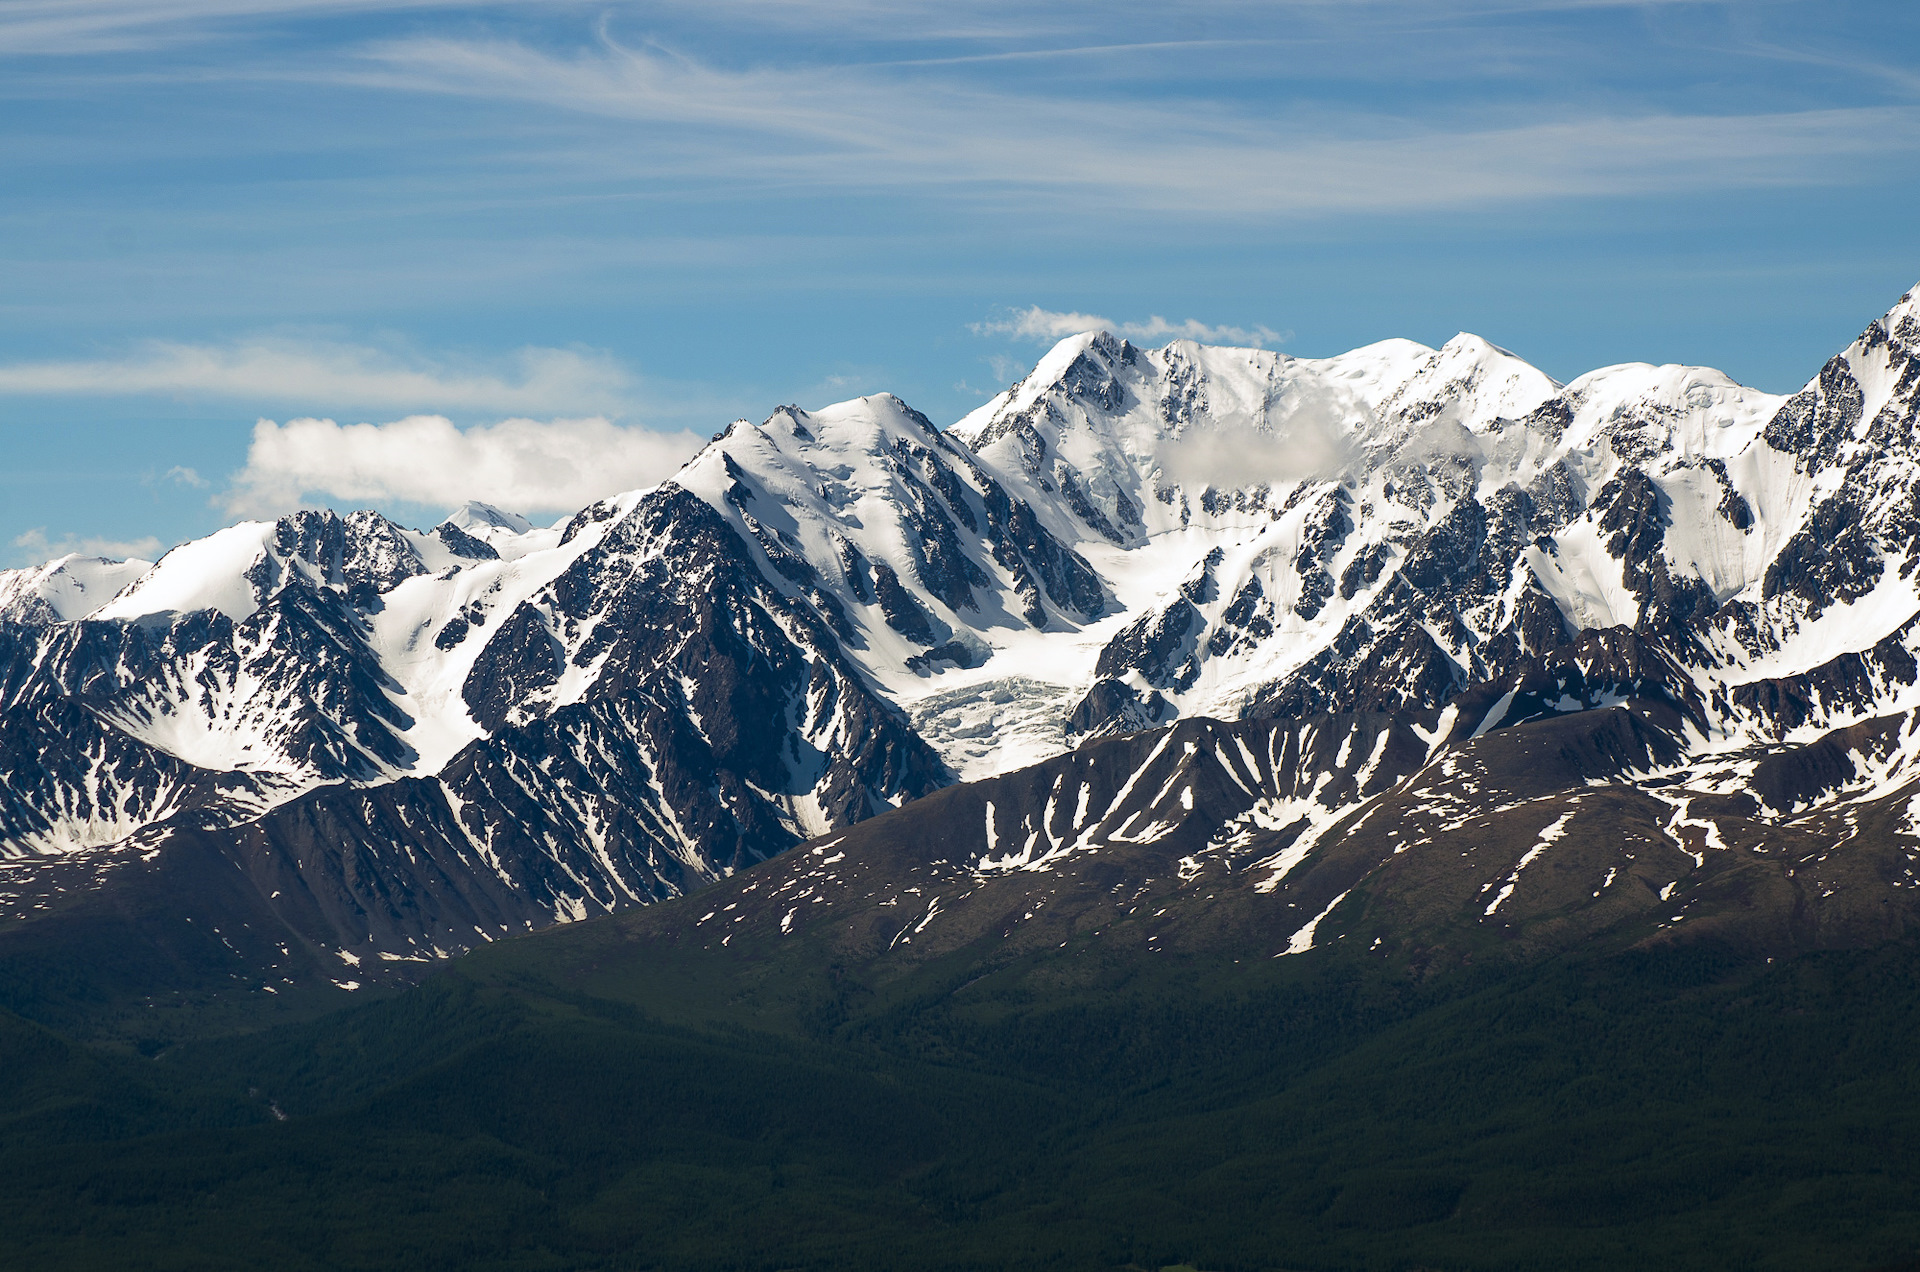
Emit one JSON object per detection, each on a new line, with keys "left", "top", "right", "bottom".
{"left": 4, "top": 0, "right": 1920, "bottom": 562}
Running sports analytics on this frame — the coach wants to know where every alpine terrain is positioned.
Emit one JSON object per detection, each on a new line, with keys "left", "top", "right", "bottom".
{"left": 6, "top": 282, "right": 1920, "bottom": 1002}
{"left": 10, "top": 286, "right": 1920, "bottom": 1272}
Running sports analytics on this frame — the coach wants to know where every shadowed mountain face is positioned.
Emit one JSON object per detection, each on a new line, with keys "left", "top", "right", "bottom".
{"left": 8, "top": 288, "right": 1920, "bottom": 1001}
{"left": 615, "top": 626, "right": 1920, "bottom": 983}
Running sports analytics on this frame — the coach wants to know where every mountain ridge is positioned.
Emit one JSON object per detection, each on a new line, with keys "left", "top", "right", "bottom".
{"left": 6, "top": 284, "right": 1920, "bottom": 997}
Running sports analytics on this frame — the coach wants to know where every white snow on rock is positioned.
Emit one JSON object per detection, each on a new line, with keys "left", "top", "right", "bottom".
{"left": 444, "top": 500, "right": 534, "bottom": 537}
{"left": 93, "top": 522, "right": 284, "bottom": 623}
{"left": 18, "top": 280, "right": 1920, "bottom": 866}
{"left": 0, "top": 553, "right": 153, "bottom": 623}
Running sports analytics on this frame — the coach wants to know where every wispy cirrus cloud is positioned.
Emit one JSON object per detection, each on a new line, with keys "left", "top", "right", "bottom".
{"left": 223, "top": 414, "right": 706, "bottom": 518}
{"left": 12, "top": 5, "right": 1912, "bottom": 220}
{"left": 0, "top": 338, "right": 639, "bottom": 416}
{"left": 0, "top": 0, "right": 494, "bottom": 54}
{"left": 346, "top": 34, "right": 1920, "bottom": 216}
{"left": 974, "top": 306, "right": 1287, "bottom": 348}
{"left": 0, "top": 0, "right": 1727, "bottom": 55}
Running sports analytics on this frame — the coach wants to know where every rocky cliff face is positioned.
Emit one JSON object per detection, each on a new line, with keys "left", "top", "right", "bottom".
{"left": 654, "top": 622, "right": 1920, "bottom": 975}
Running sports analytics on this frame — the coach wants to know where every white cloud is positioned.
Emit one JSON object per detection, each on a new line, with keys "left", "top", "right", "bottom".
{"left": 12, "top": 527, "right": 164, "bottom": 565}
{"left": 348, "top": 35, "right": 1920, "bottom": 216}
{"left": 160, "top": 465, "right": 209, "bottom": 488}
{"left": 15, "top": 10, "right": 1912, "bottom": 220}
{"left": 974, "top": 306, "right": 1287, "bottom": 348}
{"left": 1155, "top": 399, "right": 1359, "bottom": 490}
{"left": 223, "top": 414, "right": 706, "bottom": 517}
{"left": 0, "top": 0, "right": 482, "bottom": 54}
{"left": 0, "top": 338, "right": 638, "bottom": 417}
{"left": 0, "top": 0, "right": 1742, "bottom": 56}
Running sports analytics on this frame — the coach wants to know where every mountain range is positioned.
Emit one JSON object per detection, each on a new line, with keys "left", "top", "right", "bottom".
{"left": 8, "top": 283, "right": 1920, "bottom": 1008}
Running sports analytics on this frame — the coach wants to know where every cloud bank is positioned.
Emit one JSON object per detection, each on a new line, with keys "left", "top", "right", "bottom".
{"left": 975, "top": 306, "right": 1287, "bottom": 348}
{"left": 225, "top": 414, "right": 706, "bottom": 518}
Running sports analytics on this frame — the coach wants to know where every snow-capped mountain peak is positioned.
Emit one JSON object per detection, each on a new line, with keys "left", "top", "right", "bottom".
{"left": 11, "top": 282, "right": 1920, "bottom": 980}
{"left": 444, "top": 499, "right": 533, "bottom": 534}
{"left": 674, "top": 392, "right": 1108, "bottom": 657}
{"left": 442, "top": 499, "right": 537, "bottom": 541}
{"left": 91, "top": 509, "right": 499, "bottom": 625}
{"left": 0, "top": 552, "right": 153, "bottom": 625}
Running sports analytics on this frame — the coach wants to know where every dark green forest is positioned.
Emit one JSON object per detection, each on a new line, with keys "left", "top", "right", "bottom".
{"left": 5, "top": 899, "right": 1920, "bottom": 1272}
